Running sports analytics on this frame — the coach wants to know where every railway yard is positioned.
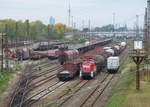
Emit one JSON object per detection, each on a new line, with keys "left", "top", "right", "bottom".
{"left": 0, "top": 38, "right": 130, "bottom": 107}
{"left": 1, "top": 1, "right": 150, "bottom": 107}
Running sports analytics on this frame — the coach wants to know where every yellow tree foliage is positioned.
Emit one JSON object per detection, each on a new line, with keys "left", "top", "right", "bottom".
{"left": 54, "top": 23, "right": 67, "bottom": 36}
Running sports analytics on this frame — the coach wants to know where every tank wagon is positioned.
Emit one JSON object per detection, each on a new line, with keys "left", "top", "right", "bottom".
{"left": 30, "top": 50, "right": 48, "bottom": 60}
{"left": 103, "top": 41, "right": 127, "bottom": 56}
{"left": 112, "top": 45, "right": 121, "bottom": 55}
{"left": 58, "top": 49, "right": 79, "bottom": 65}
{"left": 16, "top": 48, "right": 30, "bottom": 60}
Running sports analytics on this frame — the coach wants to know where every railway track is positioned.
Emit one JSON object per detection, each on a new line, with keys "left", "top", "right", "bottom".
{"left": 9, "top": 65, "right": 32, "bottom": 107}
{"left": 8, "top": 59, "right": 60, "bottom": 107}
{"left": 9, "top": 42, "right": 129, "bottom": 107}
{"left": 41, "top": 45, "right": 129, "bottom": 107}
{"left": 21, "top": 82, "right": 67, "bottom": 107}
{"left": 80, "top": 75, "right": 114, "bottom": 107}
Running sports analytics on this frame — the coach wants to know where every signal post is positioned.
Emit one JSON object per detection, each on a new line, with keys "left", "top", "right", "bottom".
{"left": 131, "top": 41, "right": 146, "bottom": 90}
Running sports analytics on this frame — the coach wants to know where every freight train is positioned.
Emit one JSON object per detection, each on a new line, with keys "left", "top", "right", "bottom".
{"left": 57, "top": 39, "right": 113, "bottom": 81}
{"left": 6, "top": 48, "right": 48, "bottom": 60}
{"left": 58, "top": 39, "right": 112, "bottom": 65}
{"left": 57, "top": 41, "right": 126, "bottom": 81}
{"left": 33, "top": 41, "right": 70, "bottom": 51}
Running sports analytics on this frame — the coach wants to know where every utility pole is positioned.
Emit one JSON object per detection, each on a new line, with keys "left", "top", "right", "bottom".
{"left": 47, "top": 24, "right": 50, "bottom": 50}
{"left": 1, "top": 33, "right": 4, "bottom": 72}
{"left": 136, "top": 15, "right": 140, "bottom": 39}
{"left": 88, "top": 19, "right": 91, "bottom": 42}
{"left": 113, "top": 13, "right": 116, "bottom": 37}
{"left": 68, "top": 3, "right": 71, "bottom": 27}
{"left": 15, "top": 22, "right": 19, "bottom": 63}
{"left": 71, "top": 16, "right": 74, "bottom": 34}
{"left": 26, "top": 19, "right": 30, "bottom": 47}
{"left": 15, "top": 22, "right": 18, "bottom": 48}
{"left": 82, "top": 20, "right": 85, "bottom": 31}
{"left": 5, "top": 24, "right": 9, "bottom": 70}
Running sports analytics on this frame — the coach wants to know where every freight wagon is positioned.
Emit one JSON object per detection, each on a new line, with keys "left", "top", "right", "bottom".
{"left": 48, "top": 49, "right": 61, "bottom": 60}
{"left": 57, "top": 62, "right": 80, "bottom": 81}
{"left": 58, "top": 49, "right": 79, "bottom": 65}
{"left": 30, "top": 50, "right": 48, "bottom": 60}
{"left": 107, "top": 57, "right": 120, "bottom": 73}
{"left": 16, "top": 48, "right": 30, "bottom": 60}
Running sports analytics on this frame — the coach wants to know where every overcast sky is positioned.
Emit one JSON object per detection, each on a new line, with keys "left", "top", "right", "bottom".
{"left": 0, "top": 0, "right": 147, "bottom": 28}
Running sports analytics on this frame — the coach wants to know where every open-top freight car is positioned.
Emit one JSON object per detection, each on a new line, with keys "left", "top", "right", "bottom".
{"left": 33, "top": 41, "right": 70, "bottom": 51}
{"left": 77, "top": 39, "right": 112, "bottom": 53}
{"left": 58, "top": 39, "right": 112, "bottom": 65}
{"left": 57, "top": 61, "right": 80, "bottom": 81}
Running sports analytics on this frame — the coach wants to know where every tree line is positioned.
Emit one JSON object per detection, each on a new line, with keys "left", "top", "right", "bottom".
{"left": 0, "top": 19, "right": 69, "bottom": 41}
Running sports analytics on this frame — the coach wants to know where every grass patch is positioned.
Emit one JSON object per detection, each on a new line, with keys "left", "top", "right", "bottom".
{"left": 121, "top": 55, "right": 132, "bottom": 69}
{"left": 121, "top": 81, "right": 150, "bottom": 107}
{"left": 105, "top": 71, "right": 135, "bottom": 107}
{"left": 0, "top": 64, "right": 21, "bottom": 95}
{"left": 105, "top": 56, "right": 135, "bottom": 107}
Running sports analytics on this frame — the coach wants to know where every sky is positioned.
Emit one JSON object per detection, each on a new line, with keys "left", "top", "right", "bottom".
{"left": 0, "top": 0, "right": 147, "bottom": 28}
